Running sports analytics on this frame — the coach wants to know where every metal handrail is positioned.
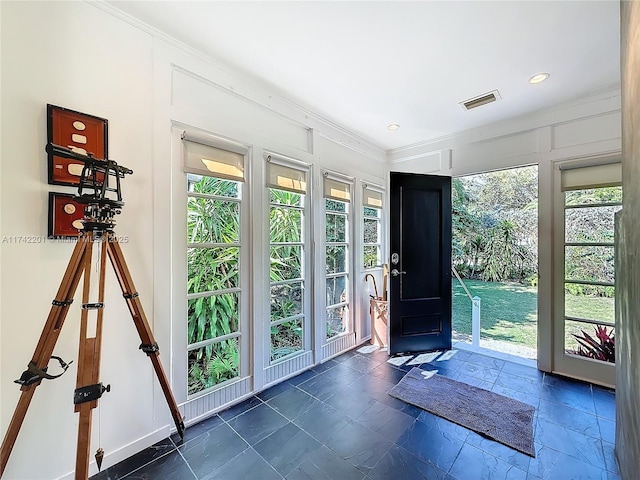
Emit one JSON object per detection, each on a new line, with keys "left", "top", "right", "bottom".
{"left": 451, "top": 266, "right": 482, "bottom": 347}
{"left": 451, "top": 266, "right": 473, "bottom": 301}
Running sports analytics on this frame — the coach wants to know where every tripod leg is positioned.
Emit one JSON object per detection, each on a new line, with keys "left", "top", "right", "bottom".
{"left": 106, "top": 236, "right": 185, "bottom": 438}
{"left": 74, "top": 236, "right": 109, "bottom": 480}
{"left": 0, "top": 235, "right": 90, "bottom": 478}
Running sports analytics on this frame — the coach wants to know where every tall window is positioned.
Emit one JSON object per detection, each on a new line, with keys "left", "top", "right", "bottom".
{"left": 561, "top": 165, "right": 621, "bottom": 364}
{"left": 324, "top": 174, "right": 352, "bottom": 340}
{"left": 184, "top": 136, "right": 245, "bottom": 395}
{"left": 267, "top": 157, "right": 309, "bottom": 362}
{"left": 363, "top": 184, "right": 383, "bottom": 269}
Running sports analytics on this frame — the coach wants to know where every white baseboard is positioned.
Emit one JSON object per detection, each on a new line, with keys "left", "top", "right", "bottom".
{"left": 58, "top": 426, "right": 171, "bottom": 480}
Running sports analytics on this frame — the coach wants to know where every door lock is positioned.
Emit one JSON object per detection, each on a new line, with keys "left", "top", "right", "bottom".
{"left": 391, "top": 269, "right": 406, "bottom": 277}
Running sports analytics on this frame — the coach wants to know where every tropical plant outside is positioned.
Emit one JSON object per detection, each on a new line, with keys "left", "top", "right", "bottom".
{"left": 572, "top": 325, "right": 615, "bottom": 363}
{"left": 452, "top": 167, "right": 538, "bottom": 284}
{"left": 363, "top": 206, "right": 381, "bottom": 269}
{"left": 269, "top": 188, "right": 305, "bottom": 361}
{"left": 187, "top": 176, "right": 241, "bottom": 395}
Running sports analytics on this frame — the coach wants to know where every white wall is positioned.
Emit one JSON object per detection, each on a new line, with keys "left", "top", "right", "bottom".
{"left": 0, "top": 2, "right": 386, "bottom": 478}
{"left": 1, "top": 2, "right": 160, "bottom": 479}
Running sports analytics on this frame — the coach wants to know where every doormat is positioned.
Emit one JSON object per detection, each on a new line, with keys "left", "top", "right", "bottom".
{"left": 389, "top": 367, "right": 535, "bottom": 457}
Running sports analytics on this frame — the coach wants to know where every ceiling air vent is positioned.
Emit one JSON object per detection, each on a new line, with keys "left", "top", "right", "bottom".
{"left": 459, "top": 90, "right": 501, "bottom": 110}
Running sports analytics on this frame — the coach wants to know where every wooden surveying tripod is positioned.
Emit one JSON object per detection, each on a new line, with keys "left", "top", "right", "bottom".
{"left": 0, "top": 145, "right": 185, "bottom": 479}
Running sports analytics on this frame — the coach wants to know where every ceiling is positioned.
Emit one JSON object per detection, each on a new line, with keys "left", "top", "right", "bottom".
{"left": 106, "top": 1, "right": 621, "bottom": 151}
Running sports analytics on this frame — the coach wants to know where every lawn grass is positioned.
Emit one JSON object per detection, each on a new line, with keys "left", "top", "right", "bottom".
{"left": 453, "top": 279, "right": 615, "bottom": 351}
{"left": 453, "top": 279, "right": 538, "bottom": 349}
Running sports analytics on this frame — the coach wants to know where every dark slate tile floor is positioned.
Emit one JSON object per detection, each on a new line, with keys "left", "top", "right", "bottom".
{"left": 91, "top": 345, "right": 620, "bottom": 480}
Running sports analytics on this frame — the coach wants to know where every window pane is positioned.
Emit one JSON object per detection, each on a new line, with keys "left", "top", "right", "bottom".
{"left": 364, "top": 246, "right": 379, "bottom": 269}
{"left": 326, "top": 213, "right": 346, "bottom": 242}
{"left": 271, "top": 319, "right": 303, "bottom": 361}
{"left": 565, "top": 246, "right": 614, "bottom": 283}
{"left": 326, "top": 246, "right": 347, "bottom": 274}
{"left": 270, "top": 188, "right": 302, "bottom": 206}
{"left": 188, "top": 247, "right": 239, "bottom": 294}
{"left": 565, "top": 320, "right": 615, "bottom": 364}
{"left": 270, "top": 245, "right": 302, "bottom": 280}
{"left": 188, "top": 197, "right": 239, "bottom": 243}
{"left": 188, "top": 293, "right": 239, "bottom": 345}
{"left": 326, "top": 275, "right": 348, "bottom": 306}
{"left": 188, "top": 338, "right": 239, "bottom": 395}
{"left": 565, "top": 286, "right": 615, "bottom": 323}
{"left": 565, "top": 206, "right": 621, "bottom": 243}
{"left": 363, "top": 206, "right": 379, "bottom": 217}
{"left": 326, "top": 199, "right": 346, "bottom": 213}
{"left": 326, "top": 305, "right": 348, "bottom": 339}
{"left": 270, "top": 205, "right": 302, "bottom": 242}
{"left": 363, "top": 218, "right": 379, "bottom": 243}
{"left": 188, "top": 176, "right": 239, "bottom": 198}
{"left": 270, "top": 282, "right": 303, "bottom": 321}
{"left": 565, "top": 186, "right": 622, "bottom": 206}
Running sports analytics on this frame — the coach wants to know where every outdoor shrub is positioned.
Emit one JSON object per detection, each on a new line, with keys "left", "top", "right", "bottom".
{"left": 573, "top": 325, "right": 615, "bottom": 363}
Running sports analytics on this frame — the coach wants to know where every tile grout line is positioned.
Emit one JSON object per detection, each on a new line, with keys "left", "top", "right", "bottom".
{"left": 98, "top": 347, "right": 620, "bottom": 480}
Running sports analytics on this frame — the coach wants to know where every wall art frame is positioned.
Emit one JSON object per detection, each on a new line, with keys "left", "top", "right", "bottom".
{"left": 47, "top": 104, "right": 108, "bottom": 187}
{"left": 48, "top": 192, "right": 85, "bottom": 238}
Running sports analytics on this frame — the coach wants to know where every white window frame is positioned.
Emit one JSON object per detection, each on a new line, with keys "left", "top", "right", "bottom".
{"left": 265, "top": 153, "right": 313, "bottom": 365}
{"left": 181, "top": 130, "right": 252, "bottom": 400}
{"left": 322, "top": 171, "right": 354, "bottom": 343}
{"left": 552, "top": 159, "right": 621, "bottom": 387}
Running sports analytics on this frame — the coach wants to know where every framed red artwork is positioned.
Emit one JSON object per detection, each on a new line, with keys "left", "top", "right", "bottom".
{"left": 48, "top": 192, "right": 85, "bottom": 238}
{"left": 47, "top": 104, "right": 108, "bottom": 186}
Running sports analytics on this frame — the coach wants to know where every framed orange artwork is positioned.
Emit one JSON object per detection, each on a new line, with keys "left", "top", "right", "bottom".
{"left": 48, "top": 192, "right": 85, "bottom": 238}
{"left": 47, "top": 104, "right": 108, "bottom": 186}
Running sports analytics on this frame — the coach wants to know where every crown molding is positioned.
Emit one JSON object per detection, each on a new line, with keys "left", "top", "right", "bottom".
{"left": 86, "top": 1, "right": 386, "bottom": 162}
{"left": 388, "top": 87, "right": 621, "bottom": 161}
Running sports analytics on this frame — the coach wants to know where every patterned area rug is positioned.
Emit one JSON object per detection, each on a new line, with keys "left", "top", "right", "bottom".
{"left": 389, "top": 367, "right": 536, "bottom": 457}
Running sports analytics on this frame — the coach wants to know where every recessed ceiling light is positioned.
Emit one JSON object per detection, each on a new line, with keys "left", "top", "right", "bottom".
{"left": 387, "top": 124, "right": 400, "bottom": 131}
{"left": 529, "top": 73, "right": 550, "bottom": 84}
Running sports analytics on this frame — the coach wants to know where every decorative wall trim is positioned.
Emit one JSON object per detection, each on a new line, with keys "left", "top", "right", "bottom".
{"left": 172, "top": 66, "right": 312, "bottom": 154}
{"left": 322, "top": 333, "right": 357, "bottom": 360}
{"left": 264, "top": 351, "right": 313, "bottom": 386}
{"left": 180, "top": 377, "right": 252, "bottom": 425}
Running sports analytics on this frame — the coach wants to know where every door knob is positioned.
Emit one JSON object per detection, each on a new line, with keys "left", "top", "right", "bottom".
{"left": 391, "top": 269, "right": 406, "bottom": 277}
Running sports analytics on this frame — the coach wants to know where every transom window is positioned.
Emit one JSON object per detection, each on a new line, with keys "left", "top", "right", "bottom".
{"left": 363, "top": 184, "right": 383, "bottom": 269}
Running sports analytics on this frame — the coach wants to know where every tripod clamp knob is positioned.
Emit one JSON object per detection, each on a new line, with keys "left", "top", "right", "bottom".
{"left": 74, "top": 383, "right": 111, "bottom": 405}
